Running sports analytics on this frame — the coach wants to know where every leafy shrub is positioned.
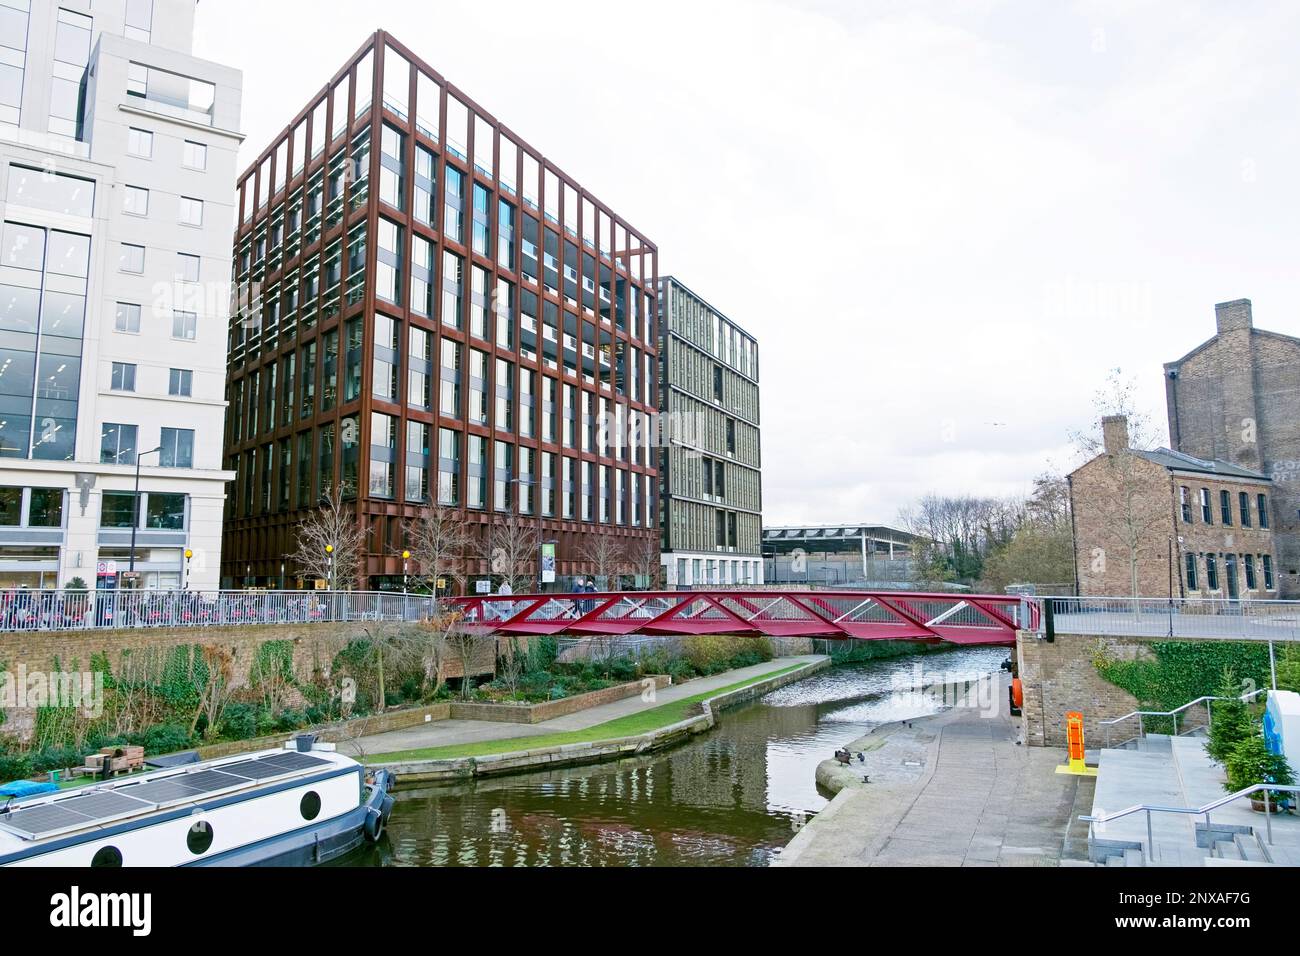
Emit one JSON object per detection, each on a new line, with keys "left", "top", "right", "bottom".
{"left": 221, "top": 702, "right": 258, "bottom": 741}
{"left": 1224, "top": 733, "right": 1295, "bottom": 801}
{"left": 140, "top": 724, "right": 193, "bottom": 756}
{"left": 0, "top": 753, "right": 31, "bottom": 782}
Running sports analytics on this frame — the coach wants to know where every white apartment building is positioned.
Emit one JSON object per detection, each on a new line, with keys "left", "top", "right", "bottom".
{"left": 0, "top": 0, "right": 242, "bottom": 591}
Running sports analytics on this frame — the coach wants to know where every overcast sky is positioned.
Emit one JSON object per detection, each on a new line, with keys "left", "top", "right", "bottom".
{"left": 193, "top": 0, "right": 1300, "bottom": 528}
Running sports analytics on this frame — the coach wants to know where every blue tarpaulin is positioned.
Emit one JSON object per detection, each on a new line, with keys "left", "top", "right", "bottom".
{"left": 0, "top": 781, "right": 59, "bottom": 801}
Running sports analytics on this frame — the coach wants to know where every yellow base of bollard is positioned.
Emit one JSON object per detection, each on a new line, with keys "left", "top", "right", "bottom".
{"left": 1055, "top": 758, "right": 1098, "bottom": 777}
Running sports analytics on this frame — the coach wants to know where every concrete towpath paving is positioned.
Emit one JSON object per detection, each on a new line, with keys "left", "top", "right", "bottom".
{"left": 339, "top": 655, "right": 827, "bottom": 758}
{"left": 778, "top": 693, "right": 1091, "bottom": 867}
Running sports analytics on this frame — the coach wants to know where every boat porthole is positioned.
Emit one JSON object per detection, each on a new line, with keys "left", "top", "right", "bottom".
{"left": 300, "top": 791, "right": 322, "bottom": 821}
{"left": 186, "top": 820, "right": 214, "bottom": 855}
{"left": 91, "top": 846, "right": 123, "bottom": 868}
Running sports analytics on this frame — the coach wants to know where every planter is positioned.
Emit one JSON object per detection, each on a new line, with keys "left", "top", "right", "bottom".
{"left": 1250, "top": 796, "right": 1287, "bottom": 814}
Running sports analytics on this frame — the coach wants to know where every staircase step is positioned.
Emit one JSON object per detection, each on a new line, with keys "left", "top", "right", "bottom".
{"left": 1106, "top": 855, "right": 1126, "bottom": 867}
{"left": 1123, "top": 848, "right": 1145, "bottom": 867}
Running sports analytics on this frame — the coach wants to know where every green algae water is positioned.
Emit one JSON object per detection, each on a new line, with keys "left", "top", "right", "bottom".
{"left": 344, "top": 646, "right": 1009, "bottom": 867}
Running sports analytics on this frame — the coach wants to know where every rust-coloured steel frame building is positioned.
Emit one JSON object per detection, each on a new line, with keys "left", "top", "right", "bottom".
{"left": 222, "top": 31, "right": 659, "bottom": 590}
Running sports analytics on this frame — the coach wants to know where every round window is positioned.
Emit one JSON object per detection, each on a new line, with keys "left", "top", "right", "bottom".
{"left": 91, "top": 845, "right": 123, "bottom": 868}
{"left": 300, "top": 791, "right": 322, "bottom": 821}
{"left": 186, "top": 820, "right": 214, "bottom": 855}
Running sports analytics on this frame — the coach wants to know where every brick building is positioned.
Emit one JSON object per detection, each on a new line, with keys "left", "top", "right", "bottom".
{"left": 221, "top": 32, "right": 660, "bottom": 591}
{"left": 1069, "top": 416, "right": 1279, "bottom": 599}
{"left": 1165, "top": 299, "right": 1300, "bottom": 597}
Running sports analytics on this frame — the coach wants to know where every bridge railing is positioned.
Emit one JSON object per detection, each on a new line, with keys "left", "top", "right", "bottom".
{"left": 0, "top": 589, "right": 438, "bottom": 633}
{"left": 1046, "top": 596, "right": 1300, "bottom": 641}
{"left": 446, "top": 590, "right": 1033, "bottom": 644}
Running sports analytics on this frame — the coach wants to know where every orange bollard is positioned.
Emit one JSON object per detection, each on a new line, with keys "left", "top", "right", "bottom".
{"left": 1056, "top": 711, "right": 1098, "bottom": 776}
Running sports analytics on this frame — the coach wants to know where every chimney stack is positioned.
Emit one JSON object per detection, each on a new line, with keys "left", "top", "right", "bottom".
{"left": 1102, "top": 415, "right": 1130, "bottom": 456}
{"left": 1215, "top": 299, "right": 1253, "bottom": 335}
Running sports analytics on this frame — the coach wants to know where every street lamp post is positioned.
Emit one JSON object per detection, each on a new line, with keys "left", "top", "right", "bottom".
{"left": 402, "top": 549, "right": 411, "bottom": 619}
{"left": 128, "top": 446, "right": 163, "bottom": 583}
{"left": 325, "top": 544, "right": 335, "bottom": 591}
{"left": 183, "top": 549, "right": 193, "bottom": 591}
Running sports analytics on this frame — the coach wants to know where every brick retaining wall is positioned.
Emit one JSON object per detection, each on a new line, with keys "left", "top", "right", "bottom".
{"left": 1017, "top": 630, "right": 1217, "bottom": 748}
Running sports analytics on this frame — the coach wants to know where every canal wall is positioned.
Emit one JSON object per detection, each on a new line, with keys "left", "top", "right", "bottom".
{"left": 0, "top": 620, "right": 498, "bottom": 743}
{"left": 378, "top": 657, "right": 832, "bottom": 785}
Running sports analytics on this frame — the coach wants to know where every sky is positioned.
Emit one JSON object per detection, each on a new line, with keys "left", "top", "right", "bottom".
{"left": 193, "top": 0, "right": 1300, "bottom": 528}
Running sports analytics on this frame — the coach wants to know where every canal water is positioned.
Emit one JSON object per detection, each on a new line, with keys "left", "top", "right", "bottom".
{"left": 347, "top": 645, "right": 1010, "bottom": 868}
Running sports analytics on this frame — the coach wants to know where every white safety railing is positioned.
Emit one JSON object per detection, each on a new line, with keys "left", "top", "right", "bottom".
{"left": 1046, "top": 596, "right": 1300, "bottom": 641}
{"left": 0, "top": 589, "right": 438, "bottom": 633}
{"left": 1100, "top": 688, "right": 1270, "bottom": 750}
{"left": 1082, "top": 783, "right": 1300, "bottom": 865}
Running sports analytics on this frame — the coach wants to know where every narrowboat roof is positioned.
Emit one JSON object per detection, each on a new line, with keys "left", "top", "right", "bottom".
{"left": 0, "top": 746, "right": 359, "bottom": 849}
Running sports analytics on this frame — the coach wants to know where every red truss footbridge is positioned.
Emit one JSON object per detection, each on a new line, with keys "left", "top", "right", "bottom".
{"left": 445, "top": 590, "right": 1035, "bottom": 646}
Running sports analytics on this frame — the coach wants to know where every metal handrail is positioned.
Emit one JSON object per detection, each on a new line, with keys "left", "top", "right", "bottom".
{"left": 1082, "top": 783, "right": 1299, "bottom": 865}
{"left": 1101, "top": 689, "right": 1269, "bottom": 749}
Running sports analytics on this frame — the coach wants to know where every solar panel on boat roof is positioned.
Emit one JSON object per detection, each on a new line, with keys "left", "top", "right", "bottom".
{"left": 217, "top": 759, "right": 297, "bottom": 780}
{"left": 54, "top": 791, "right": 151, "bottom": 820}
{"left": 117, "top": 779, "right": 203, "bottom": 805}
{"left": 258, "top": 752, "right": 330, "bottom": 772}
{"left": 1, "top": 803, "right": 94, "bottom": 838}
{"left": 170, "top": 769, "right": 251, "bottom": 793}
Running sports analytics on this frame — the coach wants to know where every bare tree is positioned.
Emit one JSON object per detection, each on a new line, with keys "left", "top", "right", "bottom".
{"left": 623, "top": 536, "right": 663, "bottom": 590}
{"left": 405, "top": 500, "right": 472, "bottom": 597}
{"left": 1071, "top": 368, "right": 1163, "bottom": 461}
{"left": 290, "top": 482, "right": 367, "bottom": 590}
{"left": 411, "top": 610, "right": 464, "bottom": 698}
{"left": 446, "top": 623, "right": 490, "bottom": 700}
{"left": 479, "top": 508, "right": 539, "bottom": 595}
{"left": 578, "top": 534, "right": 627, "bottom": 588}
{"left": 190, "top": 645, "right": 236, "bottom": 739}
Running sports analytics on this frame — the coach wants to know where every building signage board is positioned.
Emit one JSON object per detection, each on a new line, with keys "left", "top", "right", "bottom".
{"left": 541, "top": 543, "right": 557, "bottom": 584}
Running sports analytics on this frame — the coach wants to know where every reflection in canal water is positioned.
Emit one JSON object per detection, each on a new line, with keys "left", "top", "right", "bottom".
{"left": 345, "top": 646, "right": 1010, "bottom": 867}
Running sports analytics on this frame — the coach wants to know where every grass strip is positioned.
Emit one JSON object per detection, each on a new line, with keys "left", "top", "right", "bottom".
{"left": 365, "top": 662, "right": 806, "bottom": 763}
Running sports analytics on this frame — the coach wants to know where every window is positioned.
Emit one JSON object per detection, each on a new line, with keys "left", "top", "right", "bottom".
{"left": 160, "top": 428, "right": 194, "bottom": 468}
{"left": 169, "top": 368, "right": 193, "bottom": 397}
{"left": 1200, "top": 488, "right": 1212, "bottom": 524}
{"left": 186, "top": 820, "right": 213, "bottom": 856}
{"left": 100, "top": 492, "right": 138, "bottom": 528}
{"left": 472, "top": 183, "right": 491, "bottom": 256}
{"left": 438, "top": 428, "right": 460, "bottom": 505}
{"left": 172, "top": 311, "right": 197, "bottom": 340}
{"left": 100, "top": 423, "right": 138, "bottom": 465}
{"left": 1259, "top": 494, "right": 1270, "bottom": 529}
{"left": 1206, "top": 553, "right": 1219, "bottom": 591}
{"left": 414, "top": 145, "right": 436, "bottom": 226}
{"left": 1179, "top": 486, "right": 1192, "bottom": 523}
{"left": 110, "top": 362, "right": 136, "bottom": 392}
{"left": 442, "top": 251, "right": 463, "bottom": 328}
{"left": 146, "top": 492, "right": 185, "bottom": 529}
{"left": 379, "top": 123, "right": 404, "bottom": 210}
{"left": 182, "top": 140, "right": 207, "bottom": 170}
{"left": 178, "top": 253, "right": 200, "bottom": 282}
{"left": 115, "top": 302, "right": 141, "bottom": 333}
{"left": 376, "top": 218, "right": 403, "bottom": 305}
{"left": 6, "top": 164, "right": 95, "bottom": 217}
{"left": 1185, "top": 552, "right": 1198, "bottom": 591}
{"left": 1240, "top": 491, "right": 1252, "bottom": 528}
{"left": 1220, "top": 490, "right": 1232, "bottom": 526}
{"left": 440, "top": 340, "right": 461, "bottom": 418}
{"left": 1245, "top": 554, "right": 1257, "bottom": 591}
{"left": 369, "top": 412, "right": 396, "bottom": 498}
{"left": 178, "top": 196, "right": 203, "bottom": 226}
{"left": 127, "top": 127, "right": 153, "bottom": 158}
{"left": 124, "top": 0, "right": 153, "bottom": 41}
{"left": 119, "top": 243, "right": 145, "bottom": 273}
{"left": 1263, "top": 555, "right": 1275, "bottom": 590}
{"left": 444, "top": 166, "right": 464, "bottom": 243}
{"left": 123, "top": 185, "right": 149, "bottom": 216}
{"left": 49, "top": 9, "right": 91, "bottom": 139}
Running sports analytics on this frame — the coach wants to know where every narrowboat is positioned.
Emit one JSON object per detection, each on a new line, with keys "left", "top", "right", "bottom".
{"left": 0, "top": 738, "right": 394, "bottom": 867}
